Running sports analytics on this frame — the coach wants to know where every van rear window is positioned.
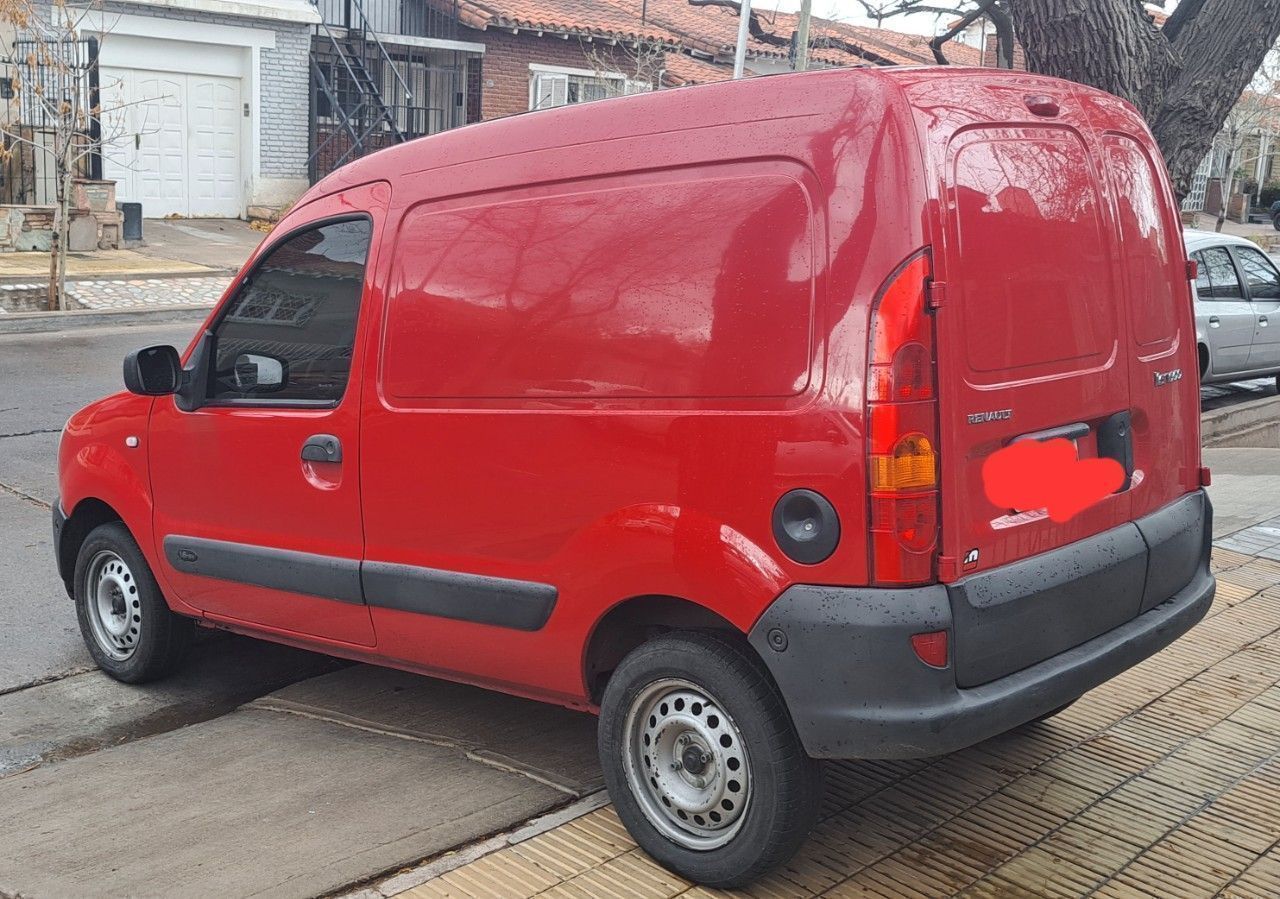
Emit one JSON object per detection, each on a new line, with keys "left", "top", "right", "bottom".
{"left": 1103, "top": 135, "right": 1182, "bottom": 348}
{"left": 949, "top": 130, "right": 1114, "bottom": 375}
{"left": 381, "top": 173, "right": 814, "bottom": 402}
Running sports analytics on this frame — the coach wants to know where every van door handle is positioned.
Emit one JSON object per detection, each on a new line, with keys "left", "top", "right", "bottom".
{"left": 301, "top": 434, "right": 342, "bottom": 463}
{"left": 1208, "top": 316, "right": 1220, "bottom": 327}
{"left": 1261, "top": 316, "right": 1270, "bottom": 326}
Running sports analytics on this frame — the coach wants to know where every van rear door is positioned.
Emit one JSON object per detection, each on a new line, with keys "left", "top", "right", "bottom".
{"left": 898, "top": 75, "right": 1202, "bottom": 686}
{"left": 931, "top": 114, "right": 1135, "bottom": 575}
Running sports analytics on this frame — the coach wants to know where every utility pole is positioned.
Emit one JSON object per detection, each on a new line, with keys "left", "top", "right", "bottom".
{"left": 794, "top": 0, "right": 812, "bottom": 71}
{"left": 733, "top": 0, "right": 753, "bottom": 79}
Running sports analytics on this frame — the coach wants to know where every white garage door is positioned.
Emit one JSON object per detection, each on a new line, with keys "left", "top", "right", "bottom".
{"left": 102, "top": 68, "right": 242, "bottom": 218}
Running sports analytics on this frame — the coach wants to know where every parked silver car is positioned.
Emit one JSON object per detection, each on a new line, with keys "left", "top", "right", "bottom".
{"left": 1187, "top": 229, "right": 1280, "bottom": 387}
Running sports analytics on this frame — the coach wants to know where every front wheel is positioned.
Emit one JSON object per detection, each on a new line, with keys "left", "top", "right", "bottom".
{"left": 73, "top": 521, "right": 193, "bottom": 683}
{"left": 598, "top": 631, "right": 822, "bottom": 889}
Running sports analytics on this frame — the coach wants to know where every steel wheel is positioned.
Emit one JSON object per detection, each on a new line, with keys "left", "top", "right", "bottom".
{"left": 622, "top": 677, "right": 752, "bottom": 851}
{"left": 85, "top": 550, "right": 142, "bottom": 661}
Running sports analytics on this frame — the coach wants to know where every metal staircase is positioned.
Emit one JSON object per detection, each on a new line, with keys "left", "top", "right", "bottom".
{"left": 308, "top": 0, "right": 414, "bottom": 181}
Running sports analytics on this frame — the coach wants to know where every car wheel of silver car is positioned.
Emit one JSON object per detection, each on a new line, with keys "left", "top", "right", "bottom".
{"left": 598, "top": 631, "right": 822, "bottom": 889}
{"left": 73, "top": 521, "right": 192, "bottom": 683}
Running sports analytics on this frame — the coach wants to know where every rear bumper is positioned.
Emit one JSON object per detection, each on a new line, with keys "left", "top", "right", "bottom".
{"left": 748, "top": 490, "right": 1215, "bottom": 759}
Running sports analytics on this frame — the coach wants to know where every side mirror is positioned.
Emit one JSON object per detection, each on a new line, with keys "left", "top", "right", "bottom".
{"left": 233, "top": 353, "right": 287, "bottom": 392}
{"left": 123, "top": 345, "right": 181, "bottom": 395}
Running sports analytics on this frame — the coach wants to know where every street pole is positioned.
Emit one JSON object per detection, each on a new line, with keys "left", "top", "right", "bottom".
{"left": 794, "top": 0, "right": 812, "bottom": 71}
{"left": 733, "top": 0, "right": 753, "bottom": 79}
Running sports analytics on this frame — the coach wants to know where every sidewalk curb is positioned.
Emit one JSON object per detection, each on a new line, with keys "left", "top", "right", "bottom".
{"left": 0, "top": 304, "right": 214, "bottom": 335}
{"left": 335, "top": 791, "right": 611, "bottom": 899}
{"left": 1202, "top": 393, "right": 1280, "bottom": 446}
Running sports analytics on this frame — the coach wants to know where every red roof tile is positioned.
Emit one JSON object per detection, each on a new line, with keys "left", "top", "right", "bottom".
{"left": 451, "top": 0, "right": 680, "bottom": 43}
{"left": 439, "top": 0, "right": 994, "bottom": 73}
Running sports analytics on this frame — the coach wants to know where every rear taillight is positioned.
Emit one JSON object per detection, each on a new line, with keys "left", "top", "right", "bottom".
{"left": 867, "top": 252, "right": 940, "bottom": 586}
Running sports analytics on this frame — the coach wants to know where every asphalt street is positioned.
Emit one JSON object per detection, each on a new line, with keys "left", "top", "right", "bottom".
{"left": 0, "top": 322, "right": 197, "bottom": 689}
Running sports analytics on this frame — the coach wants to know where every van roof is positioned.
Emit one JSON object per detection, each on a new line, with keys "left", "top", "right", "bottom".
{"left": 300, "top": 65, "right": 1120, "bottom": 206}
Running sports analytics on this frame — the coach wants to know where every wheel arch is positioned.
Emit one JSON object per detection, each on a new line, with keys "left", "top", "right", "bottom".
{"left": 1198, "top": 342, "right": 1210, "bottom": 380}
{"left": 57, "top": 497, "right": 125, "bottom": 597}
{"left": 583, "top": 594, "right": 744, "bottom": 705}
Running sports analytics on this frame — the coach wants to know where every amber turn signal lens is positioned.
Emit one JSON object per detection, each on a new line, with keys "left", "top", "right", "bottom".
{"left": 870, "top": 433, "right": 937, "bottom": 491}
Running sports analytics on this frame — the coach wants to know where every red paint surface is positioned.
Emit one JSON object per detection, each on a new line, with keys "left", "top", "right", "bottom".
{"left": 982, "top": 439, "right": 1126, "bottom": 524}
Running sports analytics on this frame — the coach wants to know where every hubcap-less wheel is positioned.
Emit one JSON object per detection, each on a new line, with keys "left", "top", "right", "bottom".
{"left": 623, "top": 678, "right": 752, "bottom": 851}
{"left": 86, "top": 550, "right": 141, "bottom": 661}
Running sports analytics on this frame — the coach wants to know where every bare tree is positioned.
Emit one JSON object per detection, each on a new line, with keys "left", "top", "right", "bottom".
{"left": 0, "top": 0, "right": 151, "bottom": 310}
{"left": 852, "top": 0, "right": 1014, "bottom": 68}
{"left": 581, "top": 38, "right": 669, "bottom": 95}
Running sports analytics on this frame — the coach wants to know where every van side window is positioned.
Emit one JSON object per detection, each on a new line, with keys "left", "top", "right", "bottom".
{"left": 1200, "top": 247, "right": 1245, "bottom": 301}
{"left": 207, "top": 218, "right": 372, "bottom": 404}
{"left": 1234, "top": 246, "right": 1280, "bottom": 300}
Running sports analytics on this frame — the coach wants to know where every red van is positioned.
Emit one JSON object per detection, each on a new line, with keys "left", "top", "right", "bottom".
{"left": 55, "top": 67, "right": 1214, "bottom": 887}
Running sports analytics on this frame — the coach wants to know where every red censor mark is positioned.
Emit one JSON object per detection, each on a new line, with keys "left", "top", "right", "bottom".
{"left": 982, "top": 438, "right": 1125, "bottom": 524}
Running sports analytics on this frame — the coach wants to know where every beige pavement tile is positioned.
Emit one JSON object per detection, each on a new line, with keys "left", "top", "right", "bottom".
{"left": 1143, "top": 738, "right": 1258, "bottom": 802}
{"left": 1223, "top": 849, "right": 1280, "bottom": 898}
{"left": 538, "top": 848, "right": 690, "bottom": 899}
{"left": 1211, "top": 548, "right": 1256, "bottom": 572}
{"left": 971, "top": 845, "right": 1104, "bottom": 898}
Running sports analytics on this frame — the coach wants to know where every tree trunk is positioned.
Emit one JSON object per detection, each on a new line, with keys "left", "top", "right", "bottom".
{"left": 1215, "top": 151, "right": 1234, "bottom": 233}
{"left": 1012, "top": 0, "right": 1280, "bottom": 200}
{"left": 56, "top": 166, "right": 72, "bottom": 310}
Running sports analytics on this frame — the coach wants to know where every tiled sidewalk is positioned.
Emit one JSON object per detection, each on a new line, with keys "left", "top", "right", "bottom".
{"left": 394, "top": 536, "right": 1280, "bottom": 899}
{"left": 0, "top": 275, "right": 230, "bottom": 313}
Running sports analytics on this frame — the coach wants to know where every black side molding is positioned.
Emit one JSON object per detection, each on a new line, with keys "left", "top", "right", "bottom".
{"left": 163, "top": 535, "right": 365, "bottom": 604}
{"left": 362, "top": 561, "right": 557, "bottom": 632}
{"left": 161, "top": 534, "right": 558, "bottom": 631}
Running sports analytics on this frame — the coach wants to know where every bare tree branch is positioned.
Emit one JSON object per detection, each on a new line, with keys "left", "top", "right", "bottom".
{"left": 927, "top": 0, "right": 996, "bottom": 65}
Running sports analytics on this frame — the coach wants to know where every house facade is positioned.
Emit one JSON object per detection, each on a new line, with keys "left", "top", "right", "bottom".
{"left": 2, "top": 0, "right": 319, "bottom": 218}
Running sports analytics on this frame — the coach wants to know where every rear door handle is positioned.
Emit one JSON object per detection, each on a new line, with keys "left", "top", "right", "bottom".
{"left": 1208, "top": 316, "right": 1220, "bottom": 327}
{"left": 1011, "top": 422, "right": 1089, "bottom": 443}
{"left": 301, "top": 434, "right": 342, "bottom": 463}
{"left": 1261, "top": 316, "right": 1270, "bottom": 326}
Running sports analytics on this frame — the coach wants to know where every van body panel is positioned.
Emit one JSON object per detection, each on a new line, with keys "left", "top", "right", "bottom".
{"left": 353, "top": 72, "right": 930, "bottom": 698}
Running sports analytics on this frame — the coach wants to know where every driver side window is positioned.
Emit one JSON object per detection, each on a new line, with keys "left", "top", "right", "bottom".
{"left": 208, "top": 218, "right": 372, "bottom": 404}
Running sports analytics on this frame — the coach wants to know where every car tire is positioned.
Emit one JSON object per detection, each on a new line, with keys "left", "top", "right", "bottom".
{"left": 1272, "top": 211, "right": 1280, "bottom": 232}
{"left": 73, "top": 521, "right": 193, "bottom": 683}
{"left": 598, "top": 630, "right": 822, "bottom": 889}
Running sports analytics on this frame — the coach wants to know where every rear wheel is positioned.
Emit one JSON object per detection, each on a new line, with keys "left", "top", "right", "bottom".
{"left": 1272, "top": 211, "right": 1280, "bottom": 231}
{"left": 598, "top": 631, "right": 821, "bottom": 888}
{"left": 74, "top": 521, "right": 192, "bottom": 683}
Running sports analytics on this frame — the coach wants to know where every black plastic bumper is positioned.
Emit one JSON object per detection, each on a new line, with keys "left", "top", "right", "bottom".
{"left": 748, "top": 490, "right": 1216, "bottom": 759}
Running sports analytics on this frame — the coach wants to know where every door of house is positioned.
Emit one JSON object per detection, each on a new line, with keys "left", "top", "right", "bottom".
{"left": 101, "top": 67, "right": 242, "bottom": 218}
